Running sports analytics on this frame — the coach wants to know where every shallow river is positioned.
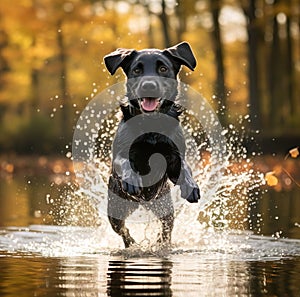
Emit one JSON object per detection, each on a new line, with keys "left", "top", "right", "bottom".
{"left": 0, "top": 224, "right": 300, "bottom": 296}
{"left": 1, "top": 164, "right": 300, "bottom": 296}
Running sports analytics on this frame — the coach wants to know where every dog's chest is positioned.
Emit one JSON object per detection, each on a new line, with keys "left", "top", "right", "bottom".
{"left": 129, "top": 133, "right": 176, "bottom": 174}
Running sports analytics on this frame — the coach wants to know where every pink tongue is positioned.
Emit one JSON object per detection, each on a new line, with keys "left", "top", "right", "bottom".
{"left": 141, "top": 98, "right": 159, "bottom": 111}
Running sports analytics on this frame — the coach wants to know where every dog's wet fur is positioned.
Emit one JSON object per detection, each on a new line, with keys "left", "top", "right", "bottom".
{"left": 104, "top": 42, "right": 200, "bottom": 248}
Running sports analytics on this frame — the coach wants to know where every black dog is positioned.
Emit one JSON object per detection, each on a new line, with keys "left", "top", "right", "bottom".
{"left": 104, "top": 42, "right": 200, "bottom": 248}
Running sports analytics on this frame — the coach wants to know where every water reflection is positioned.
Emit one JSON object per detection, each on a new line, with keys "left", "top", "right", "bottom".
{"left": 250, "top": 188, "right": 300, "bottom": 239}
{"left": 107, "top": 259, "right": 172, "bottom": 296}
{"left": 249, "top": 259, "right": 300, "bottom": 296}
{"left": 1, "top": 253, "right": 300, "bottom": 296}
{"left": 0, "top": 175, "right": 63, "bottom": 226}
{"left": 0, "top": 254, "right": 64, "bottom": 296}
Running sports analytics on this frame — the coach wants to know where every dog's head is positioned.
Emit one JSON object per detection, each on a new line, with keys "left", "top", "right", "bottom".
{"left": 104, "top": 42, "right": 196, "bottom": 113}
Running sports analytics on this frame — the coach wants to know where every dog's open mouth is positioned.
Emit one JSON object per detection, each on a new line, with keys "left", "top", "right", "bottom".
{"left": 140, "top": 97, "right": 160, "bottom": 112}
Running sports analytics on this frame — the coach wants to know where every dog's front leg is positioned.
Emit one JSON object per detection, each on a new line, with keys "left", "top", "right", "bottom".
{"left": 114, "top": 155, "right": 143, "bottom": 196}
{"left": 178, "top": 160, "right": 200, "bottom": 203}
{"left": 107, "top": 181, "right": 138, "bottom": 248}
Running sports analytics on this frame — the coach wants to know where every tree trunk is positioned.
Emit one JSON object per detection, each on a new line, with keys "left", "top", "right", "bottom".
{"left": 210, "top": 0, "right": 226, "bottom": 125}
{"left": 57, "top": 20, "right": 70, "bottom": 142}
{"left": 174, "top": 0, "right": 187, "bottom": 43}
{"left": 269, "top": 13, "right": 281, "bottom": 129}
{"left": 0, "top": 29, "right": 9, "bottom": 90}
{"left": 31, "top": 67, "right": 39, "bottom": 112}
{"left": 159, "top": 0, "right": 171, "bottom": 48}
{"left": 286, "top": 8, "right": 294, "bottom": 116}
{"left": 30, "top": 37, "right": 39, "bottom": 114}
{"left": 243, "top": 0, "right": 261, "bottom": 131}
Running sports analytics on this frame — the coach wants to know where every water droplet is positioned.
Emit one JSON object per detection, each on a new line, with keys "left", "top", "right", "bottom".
{"left": 46, "top": 194, "right": 51, "bottom": 204}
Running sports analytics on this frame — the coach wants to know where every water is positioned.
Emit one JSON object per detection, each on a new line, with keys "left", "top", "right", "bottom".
{"left": 0, "top": 176, "right": 300, "bottom": 296}
{"left": 1, "top": 84, "right": 300, "bottom": 295}
{"left": 1, "top": 155, "right": 300, "bottom": 297}
{"left": 1, "top": 153, "right": 300, "bottom": 297}
{"left": 1, "top": 255, "right": 299, "bottom": 297}
{"left": 0, "top": 225, "right": 300, "bottom": 296}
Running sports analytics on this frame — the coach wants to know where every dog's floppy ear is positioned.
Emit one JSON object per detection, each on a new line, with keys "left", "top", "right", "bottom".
{"left": 163, "top": 42, "right": 196, "bottom": 71}
{"left": 104, "top": 48, "right": 137, "bottom": 75}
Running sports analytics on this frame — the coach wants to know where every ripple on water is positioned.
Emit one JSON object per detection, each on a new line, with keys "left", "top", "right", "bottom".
{"left": 0, "top": 224, "right": 299, "bottom": 261}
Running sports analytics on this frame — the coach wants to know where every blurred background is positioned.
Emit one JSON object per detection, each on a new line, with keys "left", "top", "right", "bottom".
{"left": 0, "top": 0, "right": 299, "bottom": 236}
{"left": 0, "top": 0, "right": 299, "bottom": 154}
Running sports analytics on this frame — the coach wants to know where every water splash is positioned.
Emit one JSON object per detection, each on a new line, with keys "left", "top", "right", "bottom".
{"left": 0, "top": 139, "right": 295, "bottom": 259}
{"left": 1, "top": 224, "right": 300, "bottom": 260}
{"left": 0, "top": 111, "right": 272, "bottom": 258}
{"left": 60, "top": 79, "right": 267, "bottom": 249}
{"left": 36, "top": 121, "right": 265, "bottom": 259}
{"left": 69, "top": 111, "right": 264, "bottom": 228}
{"left": 0, "top": 80, "right": 284, "bottom": 259}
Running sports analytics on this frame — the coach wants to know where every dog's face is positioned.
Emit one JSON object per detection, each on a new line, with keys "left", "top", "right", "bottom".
{"left": 104, "top": 42, "right": 196, "bottom": 113}
{"left": 124, "top": 50, "right": 178, "bottom": 113}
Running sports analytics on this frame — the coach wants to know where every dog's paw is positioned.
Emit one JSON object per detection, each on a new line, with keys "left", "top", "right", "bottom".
{"left": 186, "top": 187, "right": 200, "bottom": 203}
{"left": 180, "top": 184, "right": 200, "bottom": 203}
{"left": 122, "top": 180, "right": 142, "bottom": 196}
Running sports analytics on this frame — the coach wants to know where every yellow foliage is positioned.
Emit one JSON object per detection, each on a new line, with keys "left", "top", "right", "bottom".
{"left": 265, "top": 171, "right": 278, "bottom": 187}
{"left": 289, "top": 147, "right": 299, "bottom": 159}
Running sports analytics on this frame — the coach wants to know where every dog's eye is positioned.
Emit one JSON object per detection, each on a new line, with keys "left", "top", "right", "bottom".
{"left": 133, "top": 67, "right": 142, "bottom": 75}
{"left": 158, "top": 65, "right": 168, "bottom": 73}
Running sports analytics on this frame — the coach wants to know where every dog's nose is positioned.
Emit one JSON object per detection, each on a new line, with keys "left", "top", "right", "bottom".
{"left": 141, "top": 80, "right": 158, "bottom": 92}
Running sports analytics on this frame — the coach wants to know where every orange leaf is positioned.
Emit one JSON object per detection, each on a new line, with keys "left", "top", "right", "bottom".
{"left": 289, "top": 147, "right": 299, "bottom": 158}
{"left": 265, "top": 171, "right": 278, "bottom": 187}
